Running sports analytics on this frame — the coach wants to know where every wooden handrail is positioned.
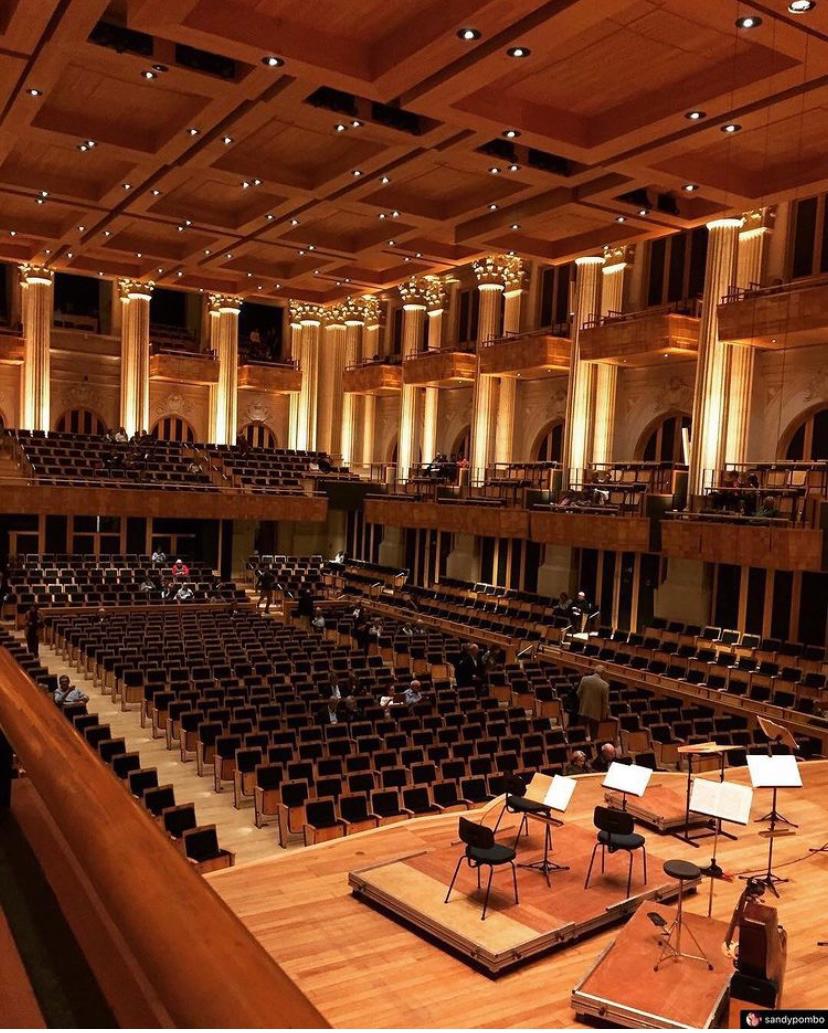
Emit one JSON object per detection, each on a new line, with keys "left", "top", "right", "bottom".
{"left": 0, "top": 648, "right": 328, "bottom": 1029}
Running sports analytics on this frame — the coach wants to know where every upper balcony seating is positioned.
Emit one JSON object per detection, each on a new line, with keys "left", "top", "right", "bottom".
{"left": 696, "top": 462, "right": 827, "bottom": 525}
{"left": 245, "top": 554, "right": 326, "bottom": 596}
{"left": 203, "top": 443, "right": 358, "bottom": 492}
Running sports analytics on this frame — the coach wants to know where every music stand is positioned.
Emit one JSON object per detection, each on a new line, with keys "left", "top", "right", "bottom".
{"left": 689, "top": 778, "right": 753, "bottom": 916}
{"left": 603, "top": 761, "right": 652, "bottom": 814}
{"left": 517, "top": 774, "right": 576, "bottom": 884}
{"left": 756, "top": 717, "right": 799, "bottom": 828}
{"left": 674, "top": 743, "right": 741, "bottom": 847}
{"left": 745, "top": 754, "right": 803, "bottom": 897}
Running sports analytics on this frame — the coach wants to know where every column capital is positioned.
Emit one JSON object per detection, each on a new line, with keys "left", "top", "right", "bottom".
{"left": 208, "top": 292, "right": 243, "bottom": 315}
{"left": 706, "top": 217, "right": 744, "bottom": 231}
{"left": 602, "top": 243, "right": 635, "bottom": 272}
{"left": 118, "top": 277, "right": 154, "bottom": 302}
{"left": 289, "top": 300, "right": 326, "bottom": 325}
{"left": 359, "top": 294, "right": 381, "bottom": 328}
{"left": 472, "top": 254, "right": 523, "bottom": 290}
{"left": 575, "top": 254, "right": 604, "bottom": 267}
{"left": 740, "top": 206, "right": 776, "bottom": 238}
{"left": 423, "top": 275, "right": 448, "bottom": 313}
{"left": 19, "top": 264, "right": 54, "bottom": 287}
{"left": 339, "top": 295, "right": 372, "bottom": 325}
{"left": 323, "top": 303, "right": 347, "bottom": 328}
{"left": 398, "top": 276, "right": 428, "bottom": 308}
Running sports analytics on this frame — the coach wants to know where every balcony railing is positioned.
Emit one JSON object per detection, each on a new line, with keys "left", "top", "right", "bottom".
{"left": 581, "top": 296, "right": 702, "bottom": 330}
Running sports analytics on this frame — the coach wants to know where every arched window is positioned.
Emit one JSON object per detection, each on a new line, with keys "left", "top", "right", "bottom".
{"left": 637, "top": 412, "right": 691, "bottom": 463}
{"left": 532, "top": 420, "right": 564, "bottom": 463}
{"left": 239, "top": 421, "right": 277, "bottom": 450}
{"left": 783, "top": 406, "right": 828, "bottom": 460}
{"left": 54, "top": 408, "right": 107, "bottom": 435}
{"left": 151, "top": 416, "right": 195, "bottom": 443}
{"left": 451, "top": 425, "right": 471, "bottom": 460}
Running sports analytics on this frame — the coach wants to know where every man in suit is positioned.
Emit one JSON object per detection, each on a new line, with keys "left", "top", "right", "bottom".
{"left": 576, "top": 664, "right": 610, "bottom": 741}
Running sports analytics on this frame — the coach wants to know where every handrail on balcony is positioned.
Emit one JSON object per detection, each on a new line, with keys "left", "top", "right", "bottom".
{"left": 480, "top": 321, "right": 571, "bottom": 348}
{"left": 238, "top": 355, "right": 299, "bottom": 370}
{"left": 345, "top": 355, "right": 403, "bottom": 372}
{"left": 720, "top": 271, "right": 828, "bottom": 305}
{"left": 582, "top": 297, "right": 702, "bottom": 329}
{"left": 151, "top": 342, "right": 217, "bottom": 360}
{"left": 404, "top": 341, "right": 477, "bottom": 357}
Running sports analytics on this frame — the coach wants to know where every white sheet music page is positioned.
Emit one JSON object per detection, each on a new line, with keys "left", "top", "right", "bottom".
{"left": 602, "top": 761, "right": 652, "bottom": 798}
{"left": 690, "top": 778, "right": 753, "bottom": 825}
{"left": 544, "top": 774, "right": 577, "bottom": 813}
{"left": 746, "top": 754, "right": 803, "bottom": 789}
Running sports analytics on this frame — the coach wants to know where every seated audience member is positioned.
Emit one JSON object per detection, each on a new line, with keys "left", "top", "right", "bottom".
{"left": 171, "top": 558, "right": 190, "bottom": 578}
{"left": 139, "top": 576, "right": 157, "bottom": 594}
{"left": 325, "top": 675, "right": 341, "bottom": 701}
{"left": 591, "top": 742, "right": 617, "bottom": 774}
{"left": 113, "top": 425, "right": 129, "bottom": 443}
{"left": 54, "top": 674, "right": 89, "bottom": 707}
{"left": 319, "top": 699, "right": 340, "bottom": 726}
{"left": 341, "top": 695, "right": 363, "bottom": 721}
{"left": 151, "top": 548, "right": 166, "bottom": 565}
{"left": 175, "top": 583, "right": 194, "bottom": 602}
{"left": 402, "top": 679, "right": 423, "bottom": 706}
{"left": 564, "top": 750, "right": 591, "bottom": 776}
{"left": 311, "top": 607, "right": 326, "bottom": 631}
{"left": 759, "top": 495, "right": 779, "bottom": 519}
{"left": 553, "top": 591, "right": 572, "bottom": 620}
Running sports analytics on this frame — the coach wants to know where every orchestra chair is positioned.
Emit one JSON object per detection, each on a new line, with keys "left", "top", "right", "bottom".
{"left": 492, "top": 774, "right": 548, "bottom": 838}
{"left": 253, "top": 764, "right": 283, "bottom": 828}
{"left": 584, "top": 805, "right": 647, "bottom": 898}
{"left": 302, "top": 799, "right": 347, "bottom": 845}
{"left": 444, "top": 817, "right": 519, "bottom": 921}
{"left": 339, "top": 794, "right": 380, "bottom": 834}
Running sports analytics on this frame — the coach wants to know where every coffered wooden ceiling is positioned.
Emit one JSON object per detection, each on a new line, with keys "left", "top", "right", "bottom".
{"left": 1, "top": 0, "right": 827, "bottom": 302}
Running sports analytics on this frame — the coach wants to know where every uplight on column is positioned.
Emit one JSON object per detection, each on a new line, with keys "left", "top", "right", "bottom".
{"left": 20, "top": 264, "right": 55, "bottom": 431}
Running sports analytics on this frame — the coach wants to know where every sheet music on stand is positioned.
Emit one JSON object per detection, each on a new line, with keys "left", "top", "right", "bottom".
{"left": 689, "top": 778, "right": 753, "bottom": 826}
{"left": 746, "top": 754, "right": 803, "bottom": 789}
{"left": 543, "top": 774, "right": 577, "bottom": 813}
{"left": 602, "top": 761, "right": 652, "bottom": 798}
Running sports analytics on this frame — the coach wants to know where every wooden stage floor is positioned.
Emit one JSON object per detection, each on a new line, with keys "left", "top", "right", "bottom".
{"left": 350, "top": 822, "right": 693, "bottom": 975}
{"left": 209, "top": 764, "right": 828, "bottom": 1029}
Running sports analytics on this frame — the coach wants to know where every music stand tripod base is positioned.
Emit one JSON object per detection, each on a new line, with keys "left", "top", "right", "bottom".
{"left": 516, "top": 821, "right": 569, "bottom": 887}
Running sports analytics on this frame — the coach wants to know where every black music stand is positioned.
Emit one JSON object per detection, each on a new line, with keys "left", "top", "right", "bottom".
{"left": 603, "top": 760, "right": 652, "bottom": 815}
{"left": 756, "top": 717, "right": 799, "bottom": 828}
{"left": 744, "top": 754, "right": 802, "bottom": 898}
{"left": 674, "top": 744, "right": 738, "bottom": 848}
{"left": 514, "top": 773, "right": 576, "bottom": 886}
{"left": 688, "top": 777, "right": 753, "bottom": 916}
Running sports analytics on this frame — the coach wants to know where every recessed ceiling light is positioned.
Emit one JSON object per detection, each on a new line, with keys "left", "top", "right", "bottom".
{"left": 638, "top": 208, "right": 649, "bottom": 216}
{"left": 510, "top": 223, "right": 520, "bottom": 230}
{"left": 262, "top": 56, "right": 284, "bottom": 67}
{"left": 503, "top": 128, "right": 520, "bottom": 138}
{"left": 103, "top": 230, "right": 111, "bottom": 237}
{"left": 391, "top": 209, "right": 399, "bottom": 217}
{"left": 457, "top": 27, "right": 481, "bottom": 40}
{"left": 298, "top": 249, "right": 305, "bottom": 256}
{"left": 266, "top": 213, "right": 274, "bottom": 220}
{"left": 187, "top": 127, "right": 199, "bottom": 136}
{"left": 78, "top": 140, "right": 96, "bottom": 151}
{"left": 507, "top": 46, "right": 530, "bottom": 58}
{"left": 352, "top": 169, "right": 363, "bottom": 176}
{"left": 722, "top": 122, "right": 742, "bottom": 133}
{"left": 222, "top": 135, "right": 233, "bottom": 145}
{"left": 380, "top": 175, "right": 391, "bottom": 184}
{"left": 335, "top": 123, "right": 347, "bottom": 133}
{"left": 736, "top": 15, "right": 762, "bottom": 28}
{"left": 227, "top": 253, "right": 233, "bottom": 258}
{"left": 489, "top": 203, "right": 498, "bottom": 211}
{"left": 415, "top": 252, "right": 421, "bottom": 258}
{"left": 489, "top": 166, "right": 500, "bottom": 175}
{"left": 204, "top": 249, "right": 211, "bottom": 255}
{"left": 242, "top": 180, "right": 250, "bottom": 189}
{"left": 123, "top": 183, "right": 131, "bottom": 190}
{"left": 290, "top": 218, "right": 300, "bottom": 225}
{"left": 257, "top": 285, "right": 263, "bottom": 290}
{"left": 27, "top": 88, "right": 42, "bottom": 97}
{"left": 615, "top": 215, "right": 626, "bottom": 223}
{"left": 177, "top": 225, "right": 185, "bottom": 232}
{"left": 388, "top": 240, "right": 396, "bottom": 246}
{"left": 141, "top": 70, "right": 157, "bottom": 79}
{"left": 183, "top": 219, "right": 191, "bottom": 226}
{"left": 247, "top": 272, "right": 253, "bottom": 277}
{"left": 351, "top": 120, "right": 362, "bottom": 128}
{"left": 136, "top": 252, "right": 142, "bottom": 257}
{"left": 152, "top": 64, "right": 168, "bottom": 73}
{"left": 314, "top": 269, "right": 319, "bottom": 275}
{"left": 252, "top": 178, "right": 261, "bottom": 186}
{"left": 685, "top": 110, "right": 706, "bottom": 121}
{"left": 683, "top": 183, "right": 698, "bottom": 192}
{"left": 404, "top": 257, "right": 410, "bottom": 263}
{"left": 789, "top": 0, "right": 815, "bottom": 10}
{"left": 378, "top": 212, "right": 386, "bottom": 220}
{"left": 157, "top": 267, "right": 163, "bottom": 273}
{"left": 176, "top": 271, "right": 183, "bottom": 277}
{"left": 98, "top": 271, "right": 103, "bottom": 276}
{"left": 509, "top": 163, "right": 520, "bottom": 172}
{"left": 307, "top": 244, "right": 315, "bottom": 250}
{"left": 35, "top": 197, "right": 44, "bottom": 204}
{"left": 44, "top": 249, "right": 50, "bottom": 254}
{"left": 276, "top": 283, "right": 281, "bottom": 288}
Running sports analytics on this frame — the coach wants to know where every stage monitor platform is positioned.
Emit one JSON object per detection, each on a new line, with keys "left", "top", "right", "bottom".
{"left": 349, "top": 822, "right": 699, "bottom": 976}
{"left": 571, "top": 902, "right": 732, "bottom": 1029}
{"left": 605, "top": 784, "right": 711, "bottom": 833}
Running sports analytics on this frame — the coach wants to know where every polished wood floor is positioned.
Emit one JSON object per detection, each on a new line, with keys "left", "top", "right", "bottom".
{"left": 208, "top": 763, "right": 828, "bottom": 1029}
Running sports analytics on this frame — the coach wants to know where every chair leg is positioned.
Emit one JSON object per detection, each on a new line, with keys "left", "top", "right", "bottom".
{"left": 642, "top": 845, "right": 648, "bottom": 885}
{"left": 601, "top": 844, "right": 606, "bottom": 874}
{"left": 444, "top": 855, "right": 464, "bottom": 904}
{"left": 492, "top": 804, "right": 507, "bottom": 835}
{"left": 627, "top": 851, "right": 633, "bottom": 898}
{"left": 481, "top": 865, "right": 494, "bottom": 921}
{"left": 584, "top": 842, "right": 598, "bottom": 889}
{"left": 511, "top": 861, "right": 519, "bottom": 904}
{"left": 476, "top": 863, "right": 481, "bottom": 889}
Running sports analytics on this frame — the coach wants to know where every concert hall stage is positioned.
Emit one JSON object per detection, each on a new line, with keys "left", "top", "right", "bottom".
{"left": 604, "top": 783, "right": 711, "bottom": 833}
{"left": 349, "top": 821, "right": 699, "bottom": 975}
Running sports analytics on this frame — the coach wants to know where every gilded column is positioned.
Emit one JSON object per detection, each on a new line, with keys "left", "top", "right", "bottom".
{"left": 318, "top": 304, "right": 346, "bottom": 458}
{"left": 470, "top": 256, "right": 511, "bottom": 481}
{"left": 290, "top": 301, "right": 324, "bottom": 451}
{"left": 118, "top": 278, "right": 153, "bottom": 437}
{"left": 20, "top": 265, "right": 54, "bottom": 431}
{"left": 397, "top": 279, "right": 427, "bottom": 479}
{"left": 725, "top": 209, "right": 773, "bottom": 465}
{"left": 562, "top": 255, "right": 603, "bottom": 485}
{"left": 340, "top": 296, "right": 365, "bottom": 468}
{"left": 208, "top": 292, "right": 242, "bottom": 445}
{"left": 592, "top": 245, "right": 632, "bottom": 465}
{"left": 287, "top": 315, "right": 302, "bottom": 449}
{"left": 494, "top": 257, "right": 524, "bottom": 465}
{"left": 422, "top": 276, "right": 447, "bottom": 465}
{"left": 360, "top": 297, "right": 381, "bottom": 468}
{"left": 687, "top": 218, "right": 742, "bottom": 497}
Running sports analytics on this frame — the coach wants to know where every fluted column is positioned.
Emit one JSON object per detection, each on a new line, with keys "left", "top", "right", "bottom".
{"left": 289, "top": 301, "right": 324, "bottom": 451}
{"left": 208, "top": 292, "right": 241, "bottom": 445}
{"left": 422, "top": 277, "right": 447, "bottom": 464}
{"left": 360, "top": 302, "right": 381, "bottom": 468}
{"left": 397, "top": 279, "right": 427, "bottom": 479}
{"left": 592, "top": 246, "right": 631, "bottom": 465}
{"left": 20, "top": 265, "right": 54, "bottom": 431}
{"left": 562, "top": 256, "right": 603, "bottom": 485}
{"left": 118, "top": 278, "right": 153, "bottom": 436}
{"left": 339, "top": 298, "right": 364, "bottom": 467}
{"left": 287, "top": 318, "right": 301, "bottom": 449}
{"left": 493, "top": 261, "right": 525, "bottom": 465}
{"left": 688, "top": 218, "right": 742, "bottom": 496}
{"left": 318, "top": 305, "right": 346, "bottom": 458}
{"left": 724, "top": 210, "right": 772, "bottom": 465}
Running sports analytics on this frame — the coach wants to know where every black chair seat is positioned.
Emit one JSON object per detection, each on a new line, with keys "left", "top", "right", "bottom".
{"left": 472, "top": 843, "right": 515, "bottom": 865}
{"left": 598, "top": 829, "right": 645, "bottom": 850}
{"left": 664, "top": 858, "right": 700, "bottom": 881}
{"left": 507, "top": 795, "right": 548, "bottom": 814}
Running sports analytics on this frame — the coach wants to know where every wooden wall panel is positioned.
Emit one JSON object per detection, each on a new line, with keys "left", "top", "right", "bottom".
{"left": 530, "top": 510, "right": 652, "bottom": 551}
{"left": 718, "top": 281, "right": 828, "bottom": 349}
{"left": 364, "top": 498, "right": 529, "bottom": 538}
{"left": 237, "top": 364, "right": 301, "bottom": 393}
{"left": 478, "top": 334, "right": 570, "bottom": 376}
{"left": 342, "top": 364, "right": 402, "bottom": 395}
{"left": 149, "top": 353, "right": 219, "bottom": 385}
{"left": 402, "top": 352, "right": 476, "bottom": 387}
{"left": 662, "top": 520, "right": 824, "bottom": 571}
{"left": 578, "top": 312, "right": 699, "bottom": 364}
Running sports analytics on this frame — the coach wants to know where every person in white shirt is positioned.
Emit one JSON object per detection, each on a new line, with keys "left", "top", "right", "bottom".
{"left": 54, "top": 674, "right": 89, "bottom": 706}
{"left": 175, "top": 583, "right": 194, "bottom": 602}
{"left": 402, "top": 680, "right": 423, "bottom": 706}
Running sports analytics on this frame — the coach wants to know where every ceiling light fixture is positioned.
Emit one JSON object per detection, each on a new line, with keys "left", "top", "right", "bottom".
{"left": 638, "top": 208, "right": 649, "bottom": 216}
{"left": 615, "top": 215, "right": 626, "bottom": 223}
{"left": 35, "top": 197, "right": 44, "bottom": 204}
{"left": 415, "top": 252, "right": 421, "bottom": 258}
{"left": 457, "top": 27, "right": 481, "bottom": 40}
{"left": 507, "top": 46, "right": 530, "bottom": 57}
{"left": 227, "top": 253, "right": 233, "bottom": 258}
{"left": 266, "top": 213, "right": 274, "bottom": 220}
{"left": 123, "top": 183, "right": 131, "bottom": 190}
{"left": 510, "top": 223, "right": 520, "bottom": 230}
{"left": 736, "top": 15, "right": 762, "bottom": 27}
{"left": 388, "top": 240, "right": 396, "bottom": 246}
{"left": 489, "top": 166, "right": 500, "bottom": 174}
{"left": 27, "top": 88, "right": 42, "bottom": 97}
{"left": 151, "top": 188, "right": 162, "bottom": 196}
{"left": 335, "top": 123, "right": 347, "bottom": 132}
{"left": 789, "top": 0, "right": 815, "bottom": 10}
{"left": 391, "top": 209, "right": 399, "bottom": 217}
{"left": 152, "top": 64, "right": 168, "bottom": 73}
{"left": 509, "top": 163, "right": 520, "bottom": 172}
{"left": 722, "top": 122, "right": 742, "bottom": 133}
{"left": 78, "top": 225, "right": 85, "bottom": 231}
{"left": 683, "top": 183, "right": 698, "bottom": 191}
{"left": 489, "top": 203, "right": 498, "bottom": 211}
{"left": 262, "top": 56, "right": 284, "bottom": 67}
{"left": 222, "top": 135, "right": 233, "bottom": 145}
{"left": 685, "top": 110, "right": 706, "bottom": 121}
{"left": 176, "top": 271, "right": 183, "bottom": 277}
{"left": 103, "top": 230, "right": 111, "bottom": 236}
{"left": 141, "top": 70, "right": 157, "bottom": 79}
{"left": 187, "top": 127, "right": 199, "bottom": 136}
{"left": 290, "top": 218, "right": 299, "bottom": 225}
{"left": 351, "top": 169, "right": 363, "bottom": 176}
{"left": 78, "top": 140, "right": 96, "bottom": 151}
{"left": 380, "top": 175, "right": 391, "bottom": 184}
{"left": 503, "top": 128, "right": 520, "bottom": 138}
{"left": 204, "top": 249, "right": 211, "bottom": 255}
{"left": 378, "top": 212, "right": 386, "bottom": 220}
{"left": 351, "top": 120, "right": 362, "bottom": 128}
